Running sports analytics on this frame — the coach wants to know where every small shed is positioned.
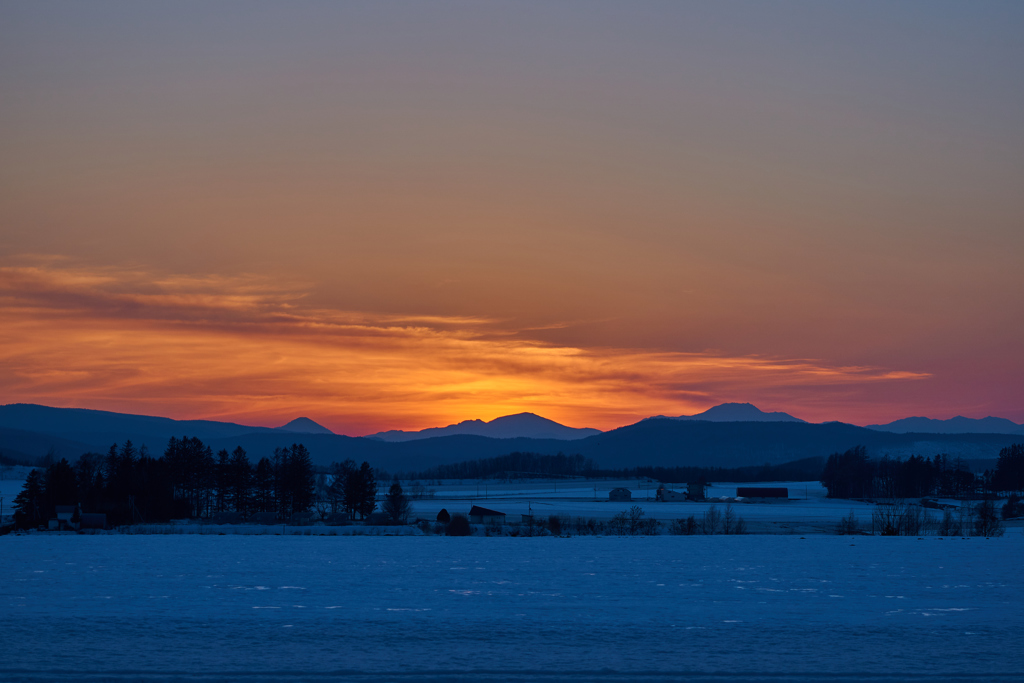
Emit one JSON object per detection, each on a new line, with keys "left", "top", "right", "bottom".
{"left": 687, "top": 482, "right": 707, "bottom": 501}
{"left": 736, "top": 487, "right": 788, "bottom": 499}
{"left": 48, "top": 505, "right": 78, "bottom": 531}
{"left": 656, "top": 486, "right": 686, "bottom": 502}
{"left": 468, "top": 505, "right": 506, "bottom": 525}
{"left": 609, "top": 488, "right": 632, "bottom": 502}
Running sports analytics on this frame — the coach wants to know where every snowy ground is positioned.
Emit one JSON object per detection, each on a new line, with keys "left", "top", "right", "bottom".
{"left": 2, "top": 534, "right": 1022, "bottom": 682}
{"left": 410, "top": 480, "right": 887, "bottom": 534}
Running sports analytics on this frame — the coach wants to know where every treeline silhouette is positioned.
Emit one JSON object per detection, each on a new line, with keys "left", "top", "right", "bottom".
{"left": 400, "top": 451, "right": 824, "bottom": 484}
{"left": 597, "top": 457, "right": 825, "bottom": 485}
{"left": 10, "top": 437, "right": 378, "bottom": 529}
{"left": 401, "top": 452, "right": 594, "bottom": 481}
{"left": 821, "top": 444, "right": 1024, "bottom": 499}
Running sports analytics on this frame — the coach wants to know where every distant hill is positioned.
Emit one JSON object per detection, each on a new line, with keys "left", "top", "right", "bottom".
{"left": 2, "top": 402, "right": 1021, "bottom": 474}
{"left": 365, "top": 412, "right": 601, "bottom": 442}
{"left": 0, "top": 403, "right": 278, "bottom": 455}
{"left": 652, "top": 402, "right": 806, "bottom": 423}
{"left": 866, "top": 415, "right": 1024, "bottom": 435}
{"left": 277, "top": 417, "right": 334, "bottom": 435}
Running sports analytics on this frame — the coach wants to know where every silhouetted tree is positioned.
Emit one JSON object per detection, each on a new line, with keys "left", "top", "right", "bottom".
{"left": 252, "top": 457, "right": 275, "bottom": 514}
{"left": 215, "top": 449, "right": 231, "bottom": 513}
{"left": 993, "top": 444, "right": 1024, "bottom": 494}
{"left": 354, "top": 462, "right": 377, "bottom": 519}
{"left": 446, "top": 513, "right": 471, "bottom": 536}
{"left": 228, "top": 447, "right": 252, "bottom": 515}
{"left": 13, "top": 469, "right": 44, "bottom": 529}
{"left": 43, "top": 458, "right": 78, "bottom": 518}
{"left": 821, "top": 446, "right": 873, "bottom": 498}
{"left": 288, "top": 444, "right": 316, "bottom": 514}
{"left": 382, "top": 478, "right": 411, "bottom": 525}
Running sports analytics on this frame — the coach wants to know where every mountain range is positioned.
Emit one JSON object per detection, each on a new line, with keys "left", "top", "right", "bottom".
{"left": 1, "top": 402, "right": 1021, "bottom": 473}
{"left": 650, "top": 402, "right": 806, "bottom": 423}
{"left": 366, "top": 413, "right": 600, "bottom": 442}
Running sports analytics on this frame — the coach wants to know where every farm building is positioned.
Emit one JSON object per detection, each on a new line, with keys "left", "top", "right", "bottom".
{"left": 609, "top": 488, "right": 632, "bottom": 502}
{"left": 687, "top": 482, "right": 707, "bottom": 501}
{"left": 468, "top": 505, "right": 506, "bottom": 525}
{"left": 656, "top": 486, "right": 686, "bottom": 502}
{"left": 48, "top": 505, "right": 77, "bottom": 531}
{"left": 736, "top": 487, "right": 788, "bottom": 498}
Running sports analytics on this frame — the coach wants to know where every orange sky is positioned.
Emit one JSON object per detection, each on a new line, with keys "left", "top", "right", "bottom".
{"left": 1, "top": 4, "right": 1022, "bottom": 432}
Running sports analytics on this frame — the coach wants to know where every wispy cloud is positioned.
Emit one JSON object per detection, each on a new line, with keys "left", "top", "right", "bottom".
{"left": 0, "top": 259, "right": 930, "bottom": 433}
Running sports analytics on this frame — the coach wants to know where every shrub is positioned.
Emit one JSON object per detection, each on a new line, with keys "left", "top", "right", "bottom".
{"left": 547, "top": 515, "right": 562, "bottom": 536}
{"left": 609, "top": 511, "right": 629, "bottom": 536}
{"left": 1002, "top": 493, "right": 1023, "bottom": 520}
{"left": 974, "top": 499, "right": 1005, "bottom": 537}
{"left": 835, "top": 510, "right": 859, "bottom": 535}
{"left": 670, "top": 515, "right": 698, "bottom": 535}
{"left": 446, "top": 514, "right": 471, "bottom": 536}
{"left": 701, "top": 505, "right": 721, "bottom": 535}
{"left": 640, "top": 518, "right": 660, "bottom": 535}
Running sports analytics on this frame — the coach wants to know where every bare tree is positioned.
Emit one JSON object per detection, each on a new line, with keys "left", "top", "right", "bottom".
{"left": 722, "top": 504, "right": 736, "bottom": 534}
{"left": 628, "top": 505, "right": 645, "bottom": 535}
{"left": 937, "top": 508, "right": 958, "bottom": 536}
{"left": 835, "top": 510, "right": 859, "bottom": 535}
{"left": 701, "top": 505, "right": 721, "bottom": 535}
{"left": 974, "top": 499, "right": 1004, "bottom": 537}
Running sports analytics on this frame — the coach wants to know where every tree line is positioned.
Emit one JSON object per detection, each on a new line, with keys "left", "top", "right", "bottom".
{"left": 400, "top": 451, "right": 594, "bottom": 481}
{"left": 10, "top": 437, "right": 379, "bottom": 529}
{"left": 400, "top": 451, "right": 825, "bottom": 485}
{"left": 820, "top": 444, "right": 1024, "bottom": 500}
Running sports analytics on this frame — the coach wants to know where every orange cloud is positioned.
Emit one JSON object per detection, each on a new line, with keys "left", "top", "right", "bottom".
{"left": 0, "top": 259, "right": 930, "bottom": 434}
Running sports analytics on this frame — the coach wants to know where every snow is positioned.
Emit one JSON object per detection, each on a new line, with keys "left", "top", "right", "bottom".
{"left": 409, "top": 480, "right": 880, "bottom": 533}
{"left": 2, "top": 533, "right": 1022, "bottom": 681}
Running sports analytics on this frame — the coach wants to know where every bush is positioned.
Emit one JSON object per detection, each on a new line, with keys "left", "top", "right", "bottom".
{"left": 835, "top": 510, "right": 859, "bottom": 535}
{"left": 1002, "top": 493, "right": 1023, "bottom": 520}
{"left": 670, "top": 515, "right": 698, "bottom": 535}
{"left": 701, "top": 505, "right": 722, "bottom": 535}
{"left": 640, "top": 518, "right": 660, "bottom": 535}
{"left": 547, "top": 515, "right": 562, "bottom": 536}
{"left": 609, "top": 511, "right": 629, "bottom": 536}
{"left": 974, "top": 499, "right": 1005, "bottom": 537}
{"left": 446, "top": 514, "right": 471, "bottom": 536}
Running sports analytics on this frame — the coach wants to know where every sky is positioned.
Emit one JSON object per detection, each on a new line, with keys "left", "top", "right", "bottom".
{"left": 1, "top": 2, "right": 1022, "bottom": 434}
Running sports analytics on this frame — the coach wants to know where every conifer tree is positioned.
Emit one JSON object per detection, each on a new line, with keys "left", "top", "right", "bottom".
{"left": 13, "top": 469, "right": 44, "bottom": 529}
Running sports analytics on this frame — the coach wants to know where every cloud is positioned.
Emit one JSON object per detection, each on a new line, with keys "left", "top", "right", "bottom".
{"left": 0, "top": 259, "right": 930, "bottom": 433}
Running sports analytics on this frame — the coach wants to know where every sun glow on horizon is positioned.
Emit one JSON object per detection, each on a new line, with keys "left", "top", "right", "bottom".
{"left": 0, "top": 260, "right": 938, "bottom": 434}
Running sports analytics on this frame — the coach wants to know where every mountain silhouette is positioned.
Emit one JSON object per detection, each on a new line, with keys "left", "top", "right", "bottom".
{"left": 653, "top": 402, "right": 806, "bottom": 423}
{"left": 2, "top": 402, "right": 1020, "bottom": 473}
{"left": 866, "top": 415, "right": 1024, "bottom": 435}
{"left": 277, "top": 417, "right": 334, "bottom": 435}
{"left": 366, "top": 412, "right": 601, "bottom": 442}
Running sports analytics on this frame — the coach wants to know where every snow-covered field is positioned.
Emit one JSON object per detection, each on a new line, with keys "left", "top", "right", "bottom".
{"left": 2, "top": 534, "right": 1022, "bottom": 682}
{"left": 410, "top": 480, "right": 885, "bottom": 533}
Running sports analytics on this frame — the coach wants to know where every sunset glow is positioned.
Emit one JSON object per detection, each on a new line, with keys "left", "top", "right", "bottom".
{"left": 2, "top": 4, "right": 1022, "bottom": 431}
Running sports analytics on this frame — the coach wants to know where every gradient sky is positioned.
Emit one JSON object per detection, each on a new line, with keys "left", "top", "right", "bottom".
{"left": 2, "top": 2, "right": 1022, "bottom": 434}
